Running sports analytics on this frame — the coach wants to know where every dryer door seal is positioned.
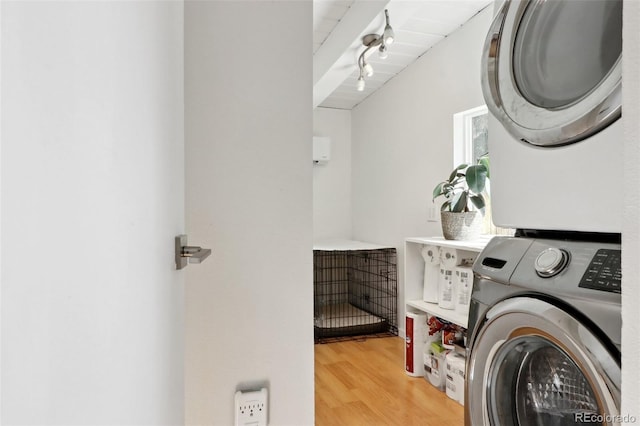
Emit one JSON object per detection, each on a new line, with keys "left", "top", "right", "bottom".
{"left": 466, "top": 297, "right": 620, "bottom": 425}
{"left": 481, "top": 0, "right": 622, "bottom": 147}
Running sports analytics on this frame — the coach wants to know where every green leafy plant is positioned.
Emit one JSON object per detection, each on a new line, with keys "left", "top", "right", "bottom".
{"left": 432, "top": 157, "right": 490, "bottom": 213}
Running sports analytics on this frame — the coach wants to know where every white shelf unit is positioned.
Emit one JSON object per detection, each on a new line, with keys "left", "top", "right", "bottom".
{"left": 313, "top": 239, "right": 393, "bottom": 251}
{"left": 404, "top": 236, "right": 493, "bottom": 329}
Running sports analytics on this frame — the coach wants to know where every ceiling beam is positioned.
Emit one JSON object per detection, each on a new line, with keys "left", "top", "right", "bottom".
{"left": 313, "top": 0, "right": 390, "bottom": 108}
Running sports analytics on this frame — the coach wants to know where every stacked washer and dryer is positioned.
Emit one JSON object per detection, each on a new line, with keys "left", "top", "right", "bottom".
{"left": 466, "top": 0, "right": 623, "bottom": 425}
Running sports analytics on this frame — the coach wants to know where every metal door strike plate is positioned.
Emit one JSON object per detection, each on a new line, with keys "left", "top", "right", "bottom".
{"left": 175, "top": 234, "right": 212, "bottom": 270}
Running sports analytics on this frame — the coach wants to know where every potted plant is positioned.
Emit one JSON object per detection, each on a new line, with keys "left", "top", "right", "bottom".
{"left": 432, "top": 157, "right": 490, "bottom": 240}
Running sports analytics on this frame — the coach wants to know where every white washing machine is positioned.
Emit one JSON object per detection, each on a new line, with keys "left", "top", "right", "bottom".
{"left": 481, "top": 0, "right": 623, "bottom": 233}
{"left": 465, "top": 235, "right": 621, "bottom": 425}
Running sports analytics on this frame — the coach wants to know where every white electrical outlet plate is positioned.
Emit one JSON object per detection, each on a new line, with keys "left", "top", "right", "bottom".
{"left": 427, "top": 205, "right": 439, "bottom": 222}
{"left": 234, "top": 388, "right": 268, "bottom": 426}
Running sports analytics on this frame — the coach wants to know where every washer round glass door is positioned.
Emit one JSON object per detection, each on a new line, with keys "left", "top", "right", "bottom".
{"left": 481, "top": 0, "right": 622, "bottom": 146}
{"left": 489, "top": 336, "right": 598, "bottom": 425}
{"left": 466, "top": 298, "right": 620, "bottom": 425}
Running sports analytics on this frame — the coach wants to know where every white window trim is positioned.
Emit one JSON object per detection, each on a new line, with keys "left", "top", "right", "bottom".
{"left": 453, "top": 105, "right": 488, "bottom": 167}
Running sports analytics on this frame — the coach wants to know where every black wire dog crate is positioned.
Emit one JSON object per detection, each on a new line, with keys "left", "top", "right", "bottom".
{"left": 313, "top": 248, "right": 398, "bottom": 342}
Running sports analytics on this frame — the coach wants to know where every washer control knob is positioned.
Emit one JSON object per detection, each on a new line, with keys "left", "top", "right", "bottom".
{"left": 535, "top": 248, "right": 569, "bottom": 278}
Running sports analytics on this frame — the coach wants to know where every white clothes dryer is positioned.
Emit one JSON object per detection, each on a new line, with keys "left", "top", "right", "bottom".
{"left": 481, "top": 0, "right": 623, "bottom": 233}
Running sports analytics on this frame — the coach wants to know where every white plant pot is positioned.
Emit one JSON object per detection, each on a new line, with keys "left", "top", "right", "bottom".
{"left": 440, "top": 211, "right": 483, "bottom": 241}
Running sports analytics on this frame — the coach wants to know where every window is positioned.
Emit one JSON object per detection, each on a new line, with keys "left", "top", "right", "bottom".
{"left": 453, "top": 105, "right": 488, "bottom": 167}
{"left": 453, "top": 106, "right": 514, "bottom": 236}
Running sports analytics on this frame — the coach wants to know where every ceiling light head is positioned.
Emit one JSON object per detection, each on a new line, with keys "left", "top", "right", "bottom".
{"left": 356, "top": 76, "right": 365, "bottom": 92}
{"left": 383, "top": 26, "right": 395, "bottom": 45}
{"left": 363, "top": 62, "right": 374, "bottom": 77}
{"left": 378, "top": 44, "right": 388, "bottom": 59}
{"left": 383, "top": 9, "right": 395, "bottom": 45}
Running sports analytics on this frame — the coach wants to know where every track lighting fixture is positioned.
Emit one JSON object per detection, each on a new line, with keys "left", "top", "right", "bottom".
{"left": 356, "top": 9, "right": 394, "bottom": 91}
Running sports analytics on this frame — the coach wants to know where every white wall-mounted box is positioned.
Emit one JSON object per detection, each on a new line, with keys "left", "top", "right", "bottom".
{"left": 313, "top": 136, "right": 331, "bottom": 163}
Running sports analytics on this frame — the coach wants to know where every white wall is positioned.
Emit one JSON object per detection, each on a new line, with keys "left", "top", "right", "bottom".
{"left": 1, "top": 1, "right": 185, "bottom": 424}
{"left": 351, "top": 8, "right": 492, "bottom": 334}
{"left": 313, "top": 108, "right": 352, "bottom": 240}
{"left": 184, "top": 2, "right": 314, "bottom": 425}
{"left": 622, "top": 0, "right": 640, "bottom": 419}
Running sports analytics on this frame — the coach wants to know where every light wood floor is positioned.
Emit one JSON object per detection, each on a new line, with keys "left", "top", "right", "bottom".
{"left": 315, "top": 336, "right": 464, "bottom": 425}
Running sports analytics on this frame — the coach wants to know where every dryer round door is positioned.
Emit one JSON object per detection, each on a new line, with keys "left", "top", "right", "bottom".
{"left": 481, "top": 0, "right": 622, "bottom": 146}
{"left": 466, "top": 297, "right": 620, "bottom": 426}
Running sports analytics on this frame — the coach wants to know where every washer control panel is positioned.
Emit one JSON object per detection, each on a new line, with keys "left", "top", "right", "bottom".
{"left": 579, "top": 249, "right": 621, "bottom": 293}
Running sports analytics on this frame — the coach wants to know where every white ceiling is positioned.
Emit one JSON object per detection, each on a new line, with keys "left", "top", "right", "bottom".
{"left": 313, "top": 0, "right": 493, "bottom": 110}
